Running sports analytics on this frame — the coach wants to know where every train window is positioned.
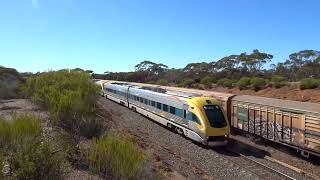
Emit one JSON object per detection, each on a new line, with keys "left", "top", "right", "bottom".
{"left": 156, "top": 102, "right": 162, "bottom": 109}
{"left": 140, "top": 97, "right": 144, "bottom": 103}
{"left": 162, "top": 104, "right": 168, "bottom": 112}
{"left": 187, "top": 112, "right": 200, "bottom": 124}
{"left": 144, "top": 99, "right": 148, "bottom": 105}
{"left": 203, "top": 105, "right": 226, "bottom": 128}
{"left": 175, "top": 108, "right": 183, "bottom": 117}
{"left": 169, "top": 106, "right": 175, "bottom": 114}
{"left": 183, "top": 110, "right": 187, "bottom": 118}
{"left": 136, "top": 96, "right": 140, "bottom": 101}
{"left": 151, "top": 101, "right": 156, "bottom": 107}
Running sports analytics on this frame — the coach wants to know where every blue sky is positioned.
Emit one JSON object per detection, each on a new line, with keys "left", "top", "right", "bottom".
{"left": 0, "top": 0, "right": 319, "bottom": 73}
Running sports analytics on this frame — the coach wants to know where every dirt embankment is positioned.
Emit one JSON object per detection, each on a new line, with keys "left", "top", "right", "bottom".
{"left": 210, "top": 86, "right": 320, "bottom": 103}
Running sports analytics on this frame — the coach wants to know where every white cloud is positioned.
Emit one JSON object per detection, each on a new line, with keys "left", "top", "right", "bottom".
{"left": 31, "top": 0, "right": 39, "bottom": 8}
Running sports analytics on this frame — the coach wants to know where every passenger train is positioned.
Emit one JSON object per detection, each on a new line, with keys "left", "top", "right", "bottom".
{"left": 96, "top": 80, "right": 320, "bottom": 157}
{"left": 99, "top": 81, "right": 230, "bottom": 146}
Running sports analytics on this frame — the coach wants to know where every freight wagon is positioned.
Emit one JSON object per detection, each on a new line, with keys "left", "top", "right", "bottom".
{"left": 230, "top": 95, "right": 320, "bottom": 157}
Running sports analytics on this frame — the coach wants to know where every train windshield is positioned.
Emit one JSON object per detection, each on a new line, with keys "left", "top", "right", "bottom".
{"left": 203, "top": 105, "right": 227, "bottom": 128}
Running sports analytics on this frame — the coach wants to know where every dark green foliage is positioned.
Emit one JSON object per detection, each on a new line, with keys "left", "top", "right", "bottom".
{"left": 200, "top": 76, "right": 216, "bottom": 88}
{"left": 0, "top": 114, "right": 68, "bottom": 179}
{"left": 300, "top": 78, "right": 320, "bottom": 90}
{"left": 23, "top": 70, "right": 101, "bottom": 137}
{"left": 11, "top": 141, "right": 68, "bottom": 180}
{"left": 250, "top": 77, "right": 266, "bottom": 91}
{"left": 217, "top": 78, "right": 234, "bottom": 88}
{"left": 179, "top": 78, "right": 195, "bottom": 88}
{"left": 95, "top": 49, "right": 320, "bottom": 91}
{"left": 156, "top": 79, "right": 169, "bottom": 86}
{"left": 0, "top": 114, "right": 42, "bottom": 152}
{"left": 237, "top": 77, "right": 251, "bottom": 90}
{"left": 83, "top": 135, "right": 145, "bottom": 179}
{"left": 270, "top": 75, "right": 287, "bottom": 88}
{"left": 0, "top": 66, "right": 23, "bottom": 99}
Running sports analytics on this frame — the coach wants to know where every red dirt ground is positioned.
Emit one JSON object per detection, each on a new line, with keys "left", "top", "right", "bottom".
{"left": 209, "top": 86, "right": 320, "bottom": 103}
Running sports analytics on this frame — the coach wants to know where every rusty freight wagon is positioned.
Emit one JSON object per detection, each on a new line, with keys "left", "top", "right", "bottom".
{"left": 230, "top": 95, "right": 320, "bottom": 157}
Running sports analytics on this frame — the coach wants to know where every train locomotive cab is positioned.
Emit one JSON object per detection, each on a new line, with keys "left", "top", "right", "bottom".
{"left": 187, "top": 97, "right": 230, "bottom": 147}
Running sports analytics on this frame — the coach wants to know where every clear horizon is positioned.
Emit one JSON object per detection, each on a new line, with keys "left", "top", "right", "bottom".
{"left": 0, "top": 0, "right": 319, "bottom": 73}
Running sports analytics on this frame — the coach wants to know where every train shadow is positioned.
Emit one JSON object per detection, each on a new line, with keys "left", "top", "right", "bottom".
{"left": 135, "top": 111, "right": 271, "bottom": 159}
{"left": 213, "top": 138, "right": 271, "bottom": 158}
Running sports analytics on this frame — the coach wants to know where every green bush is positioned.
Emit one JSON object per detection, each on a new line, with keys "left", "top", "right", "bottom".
{"left": 0, "top": 114, "right": 68, "bottom": 179}
{"left": 217, "top": 78, "right": 234, "bottom": 88}
{"left": 0, "top": 66, "right": 24, "bottom": 99}
{"left": 0, "top": 114, "right": 42, "bottom": 152}
{"left": 156, "top": 79, "right": 169, "bottom": 86}
{"left": 270, "top": 75, "right": 287, "bottom": 88}
{"left": 237, "top": 77, "right": 251, "bottom": 90}
{"left": 23, "top": 70, "right": 101, "bottom": 137}
{"left": 300, "top": 78, "right": 320, "bottom": 90}
{"left": 178, "top": 79, "right": 195, "bottom": 88}
{"left": 200, "top": 76, "right": 216, "bottom": 88}
{"left": 250, "top": 77, "right": 266, "bottom": 91}
{"left": 84, "top": 135, "right": 145, "bottom": 179}
{"left": 11, "top": 141, "right": 69, "bottom": 180}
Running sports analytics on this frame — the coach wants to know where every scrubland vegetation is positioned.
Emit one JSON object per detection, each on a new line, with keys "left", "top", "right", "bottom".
{"left": 96, "top": 49, "right": 320, "bottom": 91}
{"left": 0, "top": 66, "right": 24, "bottom": 99}
{"left": 0, "top": 114, "right": 69, "bottom": 179}
{"left": 83, "top": 134, "right": 146, "bottom": 179}
{"left": 23, "top": 70, "right": 102, "bottom": 138}
{"left": 0, "top": 70, "right": 152, "bottom": 179}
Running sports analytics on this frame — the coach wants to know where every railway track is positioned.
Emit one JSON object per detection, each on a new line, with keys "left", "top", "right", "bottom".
{"left": 225, "top": 147, "right": 319, "bottom": 180}
{"left": 226, "top": 149, "right": 295, "bottom": 180}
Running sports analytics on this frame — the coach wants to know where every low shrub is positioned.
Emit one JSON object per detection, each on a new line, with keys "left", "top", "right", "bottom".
{"left": 250, "top": 77, "right": 266, "bottom": 91}
{"left": 237, "top": 77, "right": 251, "bottom": 90}
{"left": 270, "top": 75, "right": 287, "bottom": 88}
{"left": 23, "top": 70, "right": 101, "bottom": 138}
{"left": 217, "top": 78, "right": 234, "bottom": 88}
{"left": 11, "top": 141, "right": 69, "bottom": 180}
{"left": 84, "top": 134, "right": 145, "bottom": 179}
{"left": 0, "top": 114, "right": 69, "bottom": 179}
{"left": 300, "top": 78, "right": 320, "bottom": 90}
{"left": 178, "top": 79, "right": 195, "bottom": 88}
{"left": 0, "top": 66, "right": 24, "bottom": 99}
{"left": 156, "top": 79, "right": 169, "bottom": 86}
{"left": 0, "top": 114, "right": 42, "bottom": 152}
{"left": 200, "top": 76, "right": 216, "bottom": 88}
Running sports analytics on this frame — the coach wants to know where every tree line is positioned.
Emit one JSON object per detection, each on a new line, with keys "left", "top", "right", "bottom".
{"left": 94, "top": 49, "right": 320, "bottom": 90}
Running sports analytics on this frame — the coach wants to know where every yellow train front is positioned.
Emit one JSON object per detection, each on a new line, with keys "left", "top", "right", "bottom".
{"left": 185, "top": 97, "right": 230, "bottom": 146}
